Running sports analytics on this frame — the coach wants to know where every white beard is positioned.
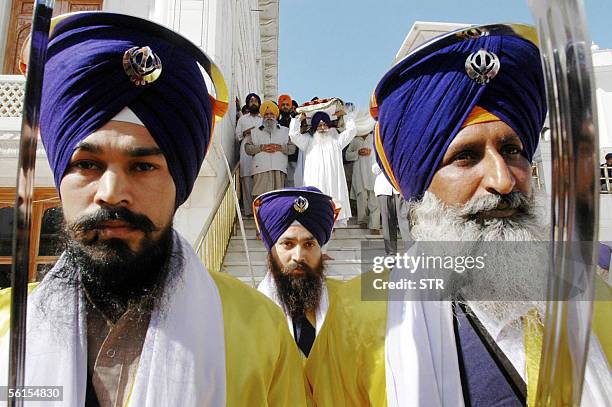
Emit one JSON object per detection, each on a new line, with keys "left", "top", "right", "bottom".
{"left": 408, "top": 191, "right": 549, "bottom": 323}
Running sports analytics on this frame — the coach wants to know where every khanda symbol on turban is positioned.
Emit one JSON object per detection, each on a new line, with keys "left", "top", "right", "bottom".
{"left": 465, "top": 48, "right": 500, "bottom": 85}
{"left": 123, "top": 46, "right": 162, "bottom": 86}
{"left": 293, "top": 196, "right": 309, "bottom": 213}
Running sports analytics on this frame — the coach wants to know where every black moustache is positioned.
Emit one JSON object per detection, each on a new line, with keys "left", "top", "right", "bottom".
{"left": 70, "top": 206, "right": 158, "bottom": 234}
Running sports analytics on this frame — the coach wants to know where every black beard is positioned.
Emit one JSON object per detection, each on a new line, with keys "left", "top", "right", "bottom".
{"left": 55, "top": 206, "right": 177, "bottom": 322}
{"left": 248, "top": 104, "right": 260, "bottom": 114}
{"left": 268, "top": 253, "right": 324, "bottom": 320}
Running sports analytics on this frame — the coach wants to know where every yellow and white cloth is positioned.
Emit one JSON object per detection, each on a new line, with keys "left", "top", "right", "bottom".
{"left": 0, "top": 232, "right": 307, "bottom": 407}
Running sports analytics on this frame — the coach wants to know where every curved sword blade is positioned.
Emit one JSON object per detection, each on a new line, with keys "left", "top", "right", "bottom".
{"left": 8, "top": 1, "right": 54, "bottom": 405}
{"left": 528, "top": 0, "right": 601, "bottom": 405}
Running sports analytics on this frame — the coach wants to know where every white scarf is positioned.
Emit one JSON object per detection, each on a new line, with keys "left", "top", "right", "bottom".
{"left": 0, "top": 232, "right": 226, "bottom": 407}
{"left": 257, "top": 272, "right": 329, "bottom": 338}
{"left": 384, "top": 255, "right": 465, "bottom": 407}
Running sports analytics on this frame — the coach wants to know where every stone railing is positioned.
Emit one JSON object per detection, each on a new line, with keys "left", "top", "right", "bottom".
{"left": 0, "top": 75, "right": 25, "bottom": 118}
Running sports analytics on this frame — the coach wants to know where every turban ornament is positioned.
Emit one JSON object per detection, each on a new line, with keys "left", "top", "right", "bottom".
{"left": 253, "top": 187, "right": 338, "bottom": 251}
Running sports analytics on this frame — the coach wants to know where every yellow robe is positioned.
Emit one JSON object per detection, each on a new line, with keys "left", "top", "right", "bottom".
{"left": 306, "top": 272, "right": 612, "bottom": 407}
{"left": 0, "top": 271, "right": 308, "bottom": 407}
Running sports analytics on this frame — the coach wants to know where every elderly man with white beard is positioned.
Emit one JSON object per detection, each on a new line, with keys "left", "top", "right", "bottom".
{"left": 245, "top": 100, "right": 295, "bottom": 197}
{"left": 305, "top": 24, "right": 611, "bottom": 407}
{"left": 289, "top": 111, "right": 357, "bottom": 227}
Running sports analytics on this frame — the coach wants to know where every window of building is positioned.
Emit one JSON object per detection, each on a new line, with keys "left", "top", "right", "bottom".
{"left": 0, "top": 187, "right": 62, "bottom": 287}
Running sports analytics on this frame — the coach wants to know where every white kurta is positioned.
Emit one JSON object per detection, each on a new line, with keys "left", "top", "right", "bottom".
{"left": 235, "top": 113, "right": 262, "bottom": 177}
{"left": 289, "top": 117, "right": 357, "bottom": 221}
{"left": 346, "top": 134, "right": 376, "bottom": 196}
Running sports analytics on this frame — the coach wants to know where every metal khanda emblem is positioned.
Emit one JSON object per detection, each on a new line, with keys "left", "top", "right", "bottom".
{"left": 123, "top": 46, "right": 162, "bottom": 86}
{"left": 465, "top": 49, "right": 500, "bottom": 85}
{"left": 293, "top": 196, "right": 309, "bottom": 213}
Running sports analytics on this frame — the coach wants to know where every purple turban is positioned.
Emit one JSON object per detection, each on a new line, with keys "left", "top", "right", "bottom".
{"left": 311, "top": 112, "right": 331, "bottom": 131}
{"left": 40, "top": 12, "right": 218, "bottom": 207}
{"left": 371, "top": 24, "right": 547, "bottom": 201}
{"left": 254, "top": 187, "right": 337, "bottom": 251}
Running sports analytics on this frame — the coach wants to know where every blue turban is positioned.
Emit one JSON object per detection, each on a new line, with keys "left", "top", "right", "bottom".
{"left": 371, "top": 24, "right": 547, "bottom": 201}
{"left": 254, "top": 187, "right": 337, "bottom": 251}
{"left": 311, "top": 112, "right": 331, "bottom": 131}
{"left": 40, "top": 12, "right": 226, "bottom": 207}
{"left": 245, "top": 93, "right": 261, "bottom": 106}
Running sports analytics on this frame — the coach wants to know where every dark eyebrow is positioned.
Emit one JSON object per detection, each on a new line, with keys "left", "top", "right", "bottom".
{"left": 125, "top": 146, "right": 163, "bottom": 158}
{"left": 497, "top": 134, "right": 523, "bottom": 145}
{"left": 445, "top": 141, "right": 481, "bottom": 156}
{"left": 74, "top": 141, "right": 102, "bottom": 154}
{"left": 73, "top": 142, "right": 163, "bottom": 158}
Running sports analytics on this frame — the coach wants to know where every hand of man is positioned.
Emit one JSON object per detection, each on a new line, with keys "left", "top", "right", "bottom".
{"left": 358, "top": 148, "right": 371, "bottom": 156}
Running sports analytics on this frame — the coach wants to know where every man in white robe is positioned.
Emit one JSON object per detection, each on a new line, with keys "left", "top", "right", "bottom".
{"left": 253, "top": 187, "right": 341, "bottom": 358}
{"left": 235, "top": 92, "right": 263, "bottom": 216}
{"left": 289, "top": 111, "right": 356, "bottom": 227}
{"left": 346, "top": 113, "right": 379, "bottom": 231}
{"left": 0, "top": 13, "right": 307, "bottom": 406}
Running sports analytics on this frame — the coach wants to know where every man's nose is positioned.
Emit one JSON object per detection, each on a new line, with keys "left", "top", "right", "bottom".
{"left": 291, "top": 245, "right": 305, "bottom": 263}
{"left": 481, "top": 150, "right": 516, "bottom": 195}
{"left": 93, "top": 169, "right": 132, "bottom": 207}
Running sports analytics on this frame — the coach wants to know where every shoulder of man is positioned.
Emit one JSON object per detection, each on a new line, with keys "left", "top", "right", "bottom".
{"left": 208, "top": 271, "right": 308, "bottom": 406}
{"left": 0, "top": 283, "right": 40, "bottom": 339}
{"left": 209, "top": 271, "right": 289, "bottom": 329}
{"left": 306, "top": 272, "right": 389, "bottom": 406}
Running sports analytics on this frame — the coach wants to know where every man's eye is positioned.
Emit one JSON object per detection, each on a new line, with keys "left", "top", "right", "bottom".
{"left": 305, "top": 241, "right": 315, "bottom": 248}
{"left": 502, "top": 145, "right": 523, "bottom": 156}
{"left": 133, "top": 162, "right": 157, "bottom": 172}
{"left": 453, "top": 151, "right": 477, "bottom": 163}
{"left": 72, "top": 160, "right": 100, "bottom": 171}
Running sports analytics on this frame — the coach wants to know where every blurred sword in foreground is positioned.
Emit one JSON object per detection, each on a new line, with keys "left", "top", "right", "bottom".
{"left": 528, "top": 0, "right": 601, "bottom": 405}
{"left": 7, "top": 1, "right": 54, "bottom": 406}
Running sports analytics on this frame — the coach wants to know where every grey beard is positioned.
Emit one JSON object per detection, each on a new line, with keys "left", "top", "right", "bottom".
{"left": 264, "top": 119, "right": 276, "bottom": 133}
{"left": 408, "top": 191, "right": 548, "bottom": 242}
{"left": 408, "top": 191, "right": 549, "bottom": 324}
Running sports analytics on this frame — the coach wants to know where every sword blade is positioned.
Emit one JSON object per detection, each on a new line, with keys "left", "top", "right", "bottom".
{"left": 527, "top": 0, "right": 600, "bottom": 405}
{"left": 8, "top": 1, "right": 54, "bottom": 405}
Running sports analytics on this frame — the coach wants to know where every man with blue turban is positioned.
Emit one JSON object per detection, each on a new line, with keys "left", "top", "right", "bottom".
{"left": 306, "top": 24, "right": 611, "bottom": 406}
{"left": 255, "top": 187, "right": 342, "bottom": 359}
{"left": 0, "top": 12, "right": 307, "bottom": 406}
